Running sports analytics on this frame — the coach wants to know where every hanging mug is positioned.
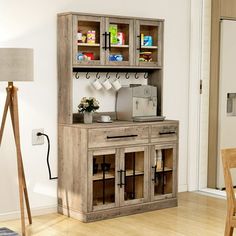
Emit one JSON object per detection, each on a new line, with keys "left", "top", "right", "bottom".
{"left": 112, "top": 79, "right": 122, "bottom": 91}
{"left": 102, "top": 79, "right": 112, "bottom": 90}
{"left": 92, "top": 79, "right": 102, "bottom": 90}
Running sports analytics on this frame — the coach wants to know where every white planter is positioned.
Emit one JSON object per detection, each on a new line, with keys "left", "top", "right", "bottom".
{"left": 84, "top": 112, "right": 93, "bottom": 124}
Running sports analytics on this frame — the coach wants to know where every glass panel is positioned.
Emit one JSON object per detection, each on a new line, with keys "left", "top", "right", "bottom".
{"left": 124, "top": 151, "right": 144, "bottom": 201}
{"left": 92, "top": 154, "right": 115, "bottom": 207}
{"left": 77, "top": 20, "right": 101, "bottom": 62}
{"left": 108, "top": 22, "right": 130, "bottom": 62}
{"left": 153, "top": 148, "right": 173, "bottom": 196}
{"left": 139, "top": 25, "right": 158, "bottom": 64}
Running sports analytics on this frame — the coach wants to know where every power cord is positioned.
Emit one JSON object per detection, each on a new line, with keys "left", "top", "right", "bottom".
{"left": 37, "top": 132, "right": 58, "bottom": 180}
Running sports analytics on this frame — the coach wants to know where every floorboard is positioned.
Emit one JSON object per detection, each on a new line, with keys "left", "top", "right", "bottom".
{"left": 0, "top": 192, "right": 228, "bottom": 235}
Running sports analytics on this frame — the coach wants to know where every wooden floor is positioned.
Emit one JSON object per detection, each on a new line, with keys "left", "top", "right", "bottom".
{"left": 0, "top": 192, "right": 228, "bottom": 235}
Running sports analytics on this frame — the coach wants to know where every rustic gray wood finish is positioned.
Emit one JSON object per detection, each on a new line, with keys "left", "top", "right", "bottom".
{"left": 58, "top": 121, "right": 179, "bottom": 222}
{"left": 58, "top": 12, "right": 178, "bottom": 222}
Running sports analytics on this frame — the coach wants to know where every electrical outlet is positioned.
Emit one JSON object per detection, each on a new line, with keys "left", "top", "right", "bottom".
{"left": 32, "top": 129, "right": 44, "bottom": 145}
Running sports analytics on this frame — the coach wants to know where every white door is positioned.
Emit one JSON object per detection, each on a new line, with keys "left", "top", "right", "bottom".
{"left": 217, "top": 20, "right": 236, "bottom": 189}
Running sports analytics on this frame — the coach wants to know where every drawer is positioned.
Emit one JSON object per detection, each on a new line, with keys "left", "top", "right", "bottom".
{"left": 88, "top": 126, "right": 149, "bottom": 148}
{"left": 151, "top": 124, "right": 178, "bottom": 143}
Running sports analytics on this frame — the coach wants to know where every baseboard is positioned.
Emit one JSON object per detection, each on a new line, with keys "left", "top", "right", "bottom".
{"left": 178, "top": 184, "right": 188, "bottom": 192}
{"left": 0, "top": 205, "right": 57, "bottom": 222}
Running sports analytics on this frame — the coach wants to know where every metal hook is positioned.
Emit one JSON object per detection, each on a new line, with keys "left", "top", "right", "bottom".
{"left": 106, "top": 72, "right": 110, "bottom": 79}
{"left": 96, "top": 72, "right": 100, "bottom": 79}
{"left": 75, "top": 72, "right": 79, "bottom": 79}
{"left": 85, "top": 72, "right": 90, "bottom": 79}
{"left": 125, "top": 72, "right": 130, "bottom": 79}
{"left": 116, "top": 72, "right": 120, "bottom": 80}
{"left": 144, "top": 72, "right": 148, "bottom": 79}
{"left": 134, "top": 72, "right": 139, "bottom": 79}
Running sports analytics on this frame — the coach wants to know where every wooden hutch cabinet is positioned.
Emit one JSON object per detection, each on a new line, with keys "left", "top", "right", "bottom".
{"left": 57, "top": 12, "right": 178, "bottom": 222}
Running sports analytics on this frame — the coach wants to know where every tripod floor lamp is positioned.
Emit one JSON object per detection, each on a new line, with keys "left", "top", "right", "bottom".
{"left": 0, "top": 48, "right": 33, "bottom": 236}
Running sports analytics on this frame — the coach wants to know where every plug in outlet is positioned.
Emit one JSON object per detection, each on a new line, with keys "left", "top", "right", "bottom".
{"left": 32, "top": 129, "right": 44, "bottom": 145}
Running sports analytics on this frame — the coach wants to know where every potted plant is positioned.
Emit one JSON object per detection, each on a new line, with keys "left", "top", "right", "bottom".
{"left": 78, "top": 97, "right": 99, "bottom": 124}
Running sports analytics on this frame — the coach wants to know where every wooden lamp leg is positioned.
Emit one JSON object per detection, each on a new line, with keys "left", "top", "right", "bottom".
{"left": 0, "top": 89, "right": 11, "bottom": 145}
{"left": 0, "top": 83, "right": 32, "bottom": 236}
{"left": 9, "top": 87, "right": 32, "bottom": 225}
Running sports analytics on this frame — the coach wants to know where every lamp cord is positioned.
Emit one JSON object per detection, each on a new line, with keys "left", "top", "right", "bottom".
{"left": 37, "top": 132, "right": 58, "bottom": 180}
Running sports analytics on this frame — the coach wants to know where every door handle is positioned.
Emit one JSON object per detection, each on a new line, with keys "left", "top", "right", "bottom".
{"left": 108, "top": 32, "right": 111, "bottom": 50}
{"left": 152, "top": 166, "right": 157, "bottom": 183}
{"left": 102, "top": 32, "right": 108, "bottom": 50}
{"left": 159, "top": 131, "right": 176, "bottom": 135}
{"left": 137, "top": 34, "right": 142, "bottom": 50}
{"left": 117, "top": 170, "right": 126, "bottom": 188}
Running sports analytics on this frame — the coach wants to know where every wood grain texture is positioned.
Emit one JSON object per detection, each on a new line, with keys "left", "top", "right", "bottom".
{"left": 57, "top": 15, "right": 73, "bottom": 124}
{"left": 222, "top": 148, "right": 236, "bottom": 236}
{"left": 58, "top": 121, "right": 178, "bottom": 222}
{"left": 88, "top": 126, "right": 149, "bottom": 148}
{"left": 208, "top": 0, "right": 221, "bottom": 188}
{"left": 0, "top": 85, "right": 32, "bottom": 236}
{"left": 221, "top": 0, "right": 236, "bottom": 18}
{"left": 208, "top": 0, "right": 236, "bottom": 189}
{"left": 0, "top": 192, "right": 227, "bottom": 236}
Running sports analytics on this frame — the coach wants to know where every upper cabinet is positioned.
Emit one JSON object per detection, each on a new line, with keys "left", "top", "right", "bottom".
{"left": 135, "top": 20, "right": 163, "bottom": 68}
{"left": 59, "top": 13, "right": 164, "bottom": 69}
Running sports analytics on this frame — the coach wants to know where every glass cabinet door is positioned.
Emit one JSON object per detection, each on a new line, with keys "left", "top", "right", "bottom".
{"left": 88, "top": 149, "right": 119, "bottom": 211}
{"left": 72, "top": 15, "right": 105, "bottom": 66}
{"left": 119, "top": 146, "right": 148, "bottom": 206}
{"left": 135, "top": 20, "right": 163, "bottom": 67}
{"left": 150, "top": 143, "right": 177, "bottom": 201}
{"left": 105, "top": 17, "right": 134, "bottom": 66}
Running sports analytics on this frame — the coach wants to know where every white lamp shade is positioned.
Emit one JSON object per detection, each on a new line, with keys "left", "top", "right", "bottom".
{"left": 0, "top": 48, "right": 33, "bottom": 82}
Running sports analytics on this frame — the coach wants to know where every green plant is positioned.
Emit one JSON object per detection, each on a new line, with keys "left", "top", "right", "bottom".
{"left": 78, "top": 97, "right": 99, "bottom": 113}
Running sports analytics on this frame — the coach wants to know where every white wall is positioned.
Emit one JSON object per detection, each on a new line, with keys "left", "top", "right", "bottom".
{"left": 0, "top": 0, "right": 190, "bottom": 218}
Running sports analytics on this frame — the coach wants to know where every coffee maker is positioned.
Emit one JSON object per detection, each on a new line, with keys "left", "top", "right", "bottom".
{"left": 116, "top": 85, "right": 164, "bottom": 121}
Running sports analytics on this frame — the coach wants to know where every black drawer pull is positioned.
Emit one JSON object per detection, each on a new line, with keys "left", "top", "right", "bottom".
{"left": 159, "top": 131, "right": 176, "bottom": 135}
{"left": 107, "top": 134, "right": 138, "bottom": 139}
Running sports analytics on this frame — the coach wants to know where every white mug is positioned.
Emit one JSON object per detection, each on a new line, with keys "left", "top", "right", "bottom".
{"left": 100, "top": 115, "right": 111, "bottom": 122}
{"left": 92, "top": 79, "right": 102, "bottom": 90}
{"left": 102, "top": 79, "right": 112, "bottom": 90}
{"left": 112, "top": 79, "right": 122, "bottom": 91}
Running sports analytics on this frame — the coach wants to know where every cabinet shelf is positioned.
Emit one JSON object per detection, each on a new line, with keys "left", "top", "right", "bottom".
{"left": 78, "top": 43, "right": 100, "bottom": 47}
{"left": 110, "top": 44, "right": 129, "bottom": 48}
{"left": 126, "top": 170, "right": 144, "bottom": 176}
{"left": 141, "top": 46, "right": 158, "bottom": 49}
{"left": 93, "top": 170, "right": 115, "bottom": 181}
{"left": 156, "top": 167, "right": 173, "bottom": 173}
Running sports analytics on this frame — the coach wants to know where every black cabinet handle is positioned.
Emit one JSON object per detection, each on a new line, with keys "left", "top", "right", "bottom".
{"left": 159, "top": 131, "right": 176, "bottom": 135}
{"left": 107, "top": 134, "right": 138, "bottom": 139}
{"left": 108, "top": 32, "right": 111, "bottom": 50}
{"left": 152, "top": 166, "right": 157, "bottom": 183}
{"left": 102, "top": 32, "right": 107, "bottom": 50}
{"left": 118, "top": 170, "right": 125, "bottom": 188}
{"left": 137, "top": 34, "right": 142, "bottom": 50}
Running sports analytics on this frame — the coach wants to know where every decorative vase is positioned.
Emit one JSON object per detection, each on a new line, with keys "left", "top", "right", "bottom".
{"left": 84, "top": 112, "right": 93, "bottom": 124}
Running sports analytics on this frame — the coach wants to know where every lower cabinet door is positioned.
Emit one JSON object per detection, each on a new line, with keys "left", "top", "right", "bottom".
{"left": 150, "top": 143, "right": 177, "bottom": 201}
{"left": 88, "top": 149, "right": 119, "bottom": 211}
{"left": 119, "top": 146, "right": 149, "bottom": 206}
